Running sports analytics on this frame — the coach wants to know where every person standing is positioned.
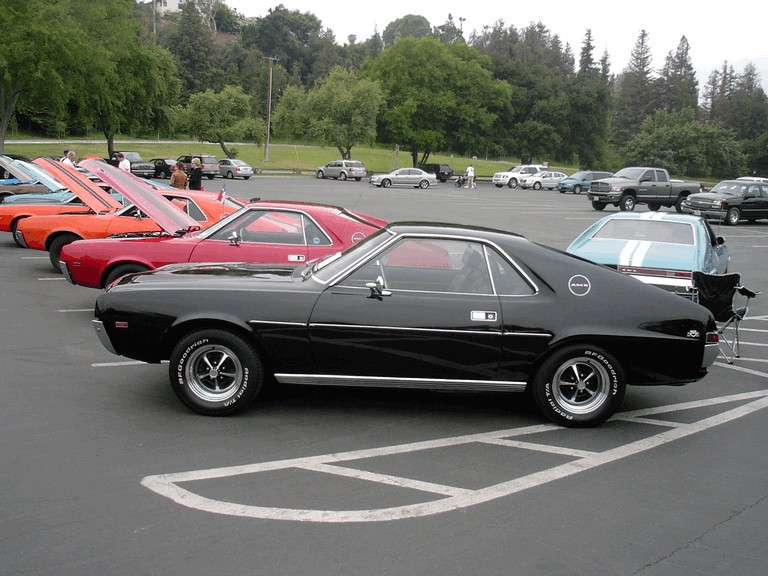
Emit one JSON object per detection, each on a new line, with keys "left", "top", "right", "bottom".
{"left": 188, "top": 157, "right": 203, "bottom": 190}
{"left": 170, "top": 162, "right": 188, "bottom": 189}
{"left": 465, "top": 164, "right": 476, "bottom": 189}
{"left": 61, "top": 150, "right": 77, "bottom": 167}
{"left": 117, "top": 153, "right": 131, "bottom": 172}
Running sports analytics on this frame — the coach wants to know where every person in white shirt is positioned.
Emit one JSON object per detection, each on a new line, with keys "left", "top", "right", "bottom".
{"left": 61, "top": 150, "right": 77, "bottom": 167}
{"left": 117, "top": 153, "right": 130, "bottom": 172}
{"left": 465, "top": 164, "right": 476, "bottom": 188}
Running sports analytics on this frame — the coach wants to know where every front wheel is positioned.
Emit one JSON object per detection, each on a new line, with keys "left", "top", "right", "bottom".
{"left": 591, "top": 201, "right": 606, "bottom": 211}
{"left": 206, "top": 174, "right": 215, "bottom": 180}
{"left": 381, "top": 179, "right": 392, "bottom": 188}
{"left": 531, "top": 345, "right": 626, "bottom": 427}
{"left": 647, "top": 202, "right": 661, "bottom": 211}
{"left": 169, "top": 329, "right": 264, "bottom": 415}
{"left": 573, "top": 185, "right": 582, "bottom": 194}
{"left": 104, "top": 263, "right": 150, "bottom": 287}
{"left": 48, "top": 233, "right": 81, "bottom": 272}
{"left": 675, "top": 195, "right": 687, "bottom": 213}
{"left": 316, "top": 170, "right": 325, "bottom": 179}
{"left": 619, "top": 195, "right": 636, "bottom": 211}
{"left": 418, "top": 179, "right": 430, "bottom": 189}
{"left": 726, "top": 206, "right": 741, "bottom": 225}
{"left": 339, "top": 172, "right": 347, "bottom": 181}
{"left": 507, "top": 178, "right": 518, "bottom": 189}
{"left": 533, "top": 182, "right": 542, "bottom": 190}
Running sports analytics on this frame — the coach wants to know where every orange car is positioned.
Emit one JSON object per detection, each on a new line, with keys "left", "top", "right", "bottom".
{"left": 14, "top": 159, "right": 243, "bottom": 271}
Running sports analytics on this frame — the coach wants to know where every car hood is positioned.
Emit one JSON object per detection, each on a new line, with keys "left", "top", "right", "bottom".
{"left": 569, "top": 239, "right": 699, "bottom": 270}
{"left": 34, "top": 157, "right": 123, "bottom": 213}
{"left": 80, "top": 159, "right": 200, "bottom": 235}
{"left": 686, "top": 192, "right": 726, "bottom": 202}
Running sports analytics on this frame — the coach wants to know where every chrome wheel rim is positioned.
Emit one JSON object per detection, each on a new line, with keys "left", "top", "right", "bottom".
{"left": 185, "top": 344, "right": 244, "bottom": 403}
{"left": 551, "top": 356, "right": 610, "bottom": 414}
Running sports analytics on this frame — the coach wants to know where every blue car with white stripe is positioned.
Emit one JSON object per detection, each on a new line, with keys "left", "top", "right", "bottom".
{"left": 566, "top": 212, "right": 729, "bottom": 296}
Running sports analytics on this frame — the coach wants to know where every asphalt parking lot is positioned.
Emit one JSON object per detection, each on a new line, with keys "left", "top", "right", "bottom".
{"left": 2, "top": 177, "right": 768, "bottom": 575}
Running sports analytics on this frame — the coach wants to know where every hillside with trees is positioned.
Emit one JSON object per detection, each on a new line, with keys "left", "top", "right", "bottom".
{"left": 2, "top": 0, "right": 766, "bottom": 176}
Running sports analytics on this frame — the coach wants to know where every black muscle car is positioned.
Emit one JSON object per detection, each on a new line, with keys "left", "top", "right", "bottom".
{"left": 93, "top": 223, "right": 719, "bottom": 427}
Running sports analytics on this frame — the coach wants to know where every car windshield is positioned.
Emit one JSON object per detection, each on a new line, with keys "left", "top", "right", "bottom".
{"left": 122, "top": 153, "right": 142, "bottom": 162}
{"left": 308, "top": 228, "right": 395, "bottom": 282}
{"left": 612, "top": 168, "right": 645, "bottom": 180}
{"left": 592, "top": 220, "right": 694, "bottom": 245}
{"left": 711, "top": 181, "right": 748, "bottom": 196}
{"left": 569, "top": 171, "right": 589, "bottom": 179}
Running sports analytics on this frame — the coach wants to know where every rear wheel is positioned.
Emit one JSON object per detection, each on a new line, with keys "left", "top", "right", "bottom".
{"left": 591, "top": 201, "right": 606, "bottom": 211}
{"left": 169, "top": 329, "right": 264, "bottom": 415}
{"left": 225, "top": 171, "right": 234, "bottom": 179}
{"left": 48, "top": 233, "right": 81, "bottom": 272}
{"left": 726, "top": 206, "right": 741, "bottom": 225}
{"left": 206, "top": 174, "right": 215, "bottom": 180}
{"left": 531, "top": 345, "right": 626, "bottom": 427}
{"left": 418, "top": 179, "right": 430, "bottom": 189}
{"left": 10, "top": 218, "right": 26, "bottom": 247}
{"left": 104, "top": 263, "right": 150, "bottom": 287}
{"left": 619, "top": 195, "right": 636, "bottom": 211}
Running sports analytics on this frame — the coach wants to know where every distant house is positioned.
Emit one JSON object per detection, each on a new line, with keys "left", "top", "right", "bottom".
{"left": 153, "top": 0, "right": 181, "bottom": 14}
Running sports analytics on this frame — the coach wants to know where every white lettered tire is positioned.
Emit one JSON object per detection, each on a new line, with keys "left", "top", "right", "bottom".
{"left": 532, "top": 345, "right": 625, "bottom": 427}
{"left": 169, "top": 329, "right": 264, "bottom": 415}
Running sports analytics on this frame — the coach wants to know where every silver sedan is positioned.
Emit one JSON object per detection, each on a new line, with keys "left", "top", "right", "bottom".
{"left": 368, "top": 168, "right": 438, "bottom": 189}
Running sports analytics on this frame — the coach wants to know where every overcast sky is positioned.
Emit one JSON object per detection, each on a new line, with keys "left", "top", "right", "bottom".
{"left": 226, "top": 0, "right": 768, "bottom": 84}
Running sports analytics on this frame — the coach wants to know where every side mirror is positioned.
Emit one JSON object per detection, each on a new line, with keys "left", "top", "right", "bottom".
{"left": 716, "top": 236, "right": 725, "bottom": 245}
{"left": 228, "top": 231, "right": 241, "bottom": 246}
{"left": 365, "top": 275, "right": 392, "bottom": 299}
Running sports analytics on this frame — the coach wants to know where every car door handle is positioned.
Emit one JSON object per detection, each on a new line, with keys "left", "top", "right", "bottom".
{"left": 471, "top": 311, "right": 497, "bottom": 321}
{"left": 288, "top": 254, "right": 306, "bottom": 262}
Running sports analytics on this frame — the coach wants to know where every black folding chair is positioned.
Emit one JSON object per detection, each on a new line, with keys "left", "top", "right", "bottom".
{"left": 691, "top": 271, "right": 759, "bottom": 364}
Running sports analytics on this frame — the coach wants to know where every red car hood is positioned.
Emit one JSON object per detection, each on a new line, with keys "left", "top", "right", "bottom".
{"left": 34, "top": 157, "right": 123, "bottom": 213}
{"left": 79, "top": 159, "right": 200, "bottom": 235}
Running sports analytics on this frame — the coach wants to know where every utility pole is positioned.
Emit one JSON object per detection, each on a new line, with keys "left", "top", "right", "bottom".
{"left": 263, "top": 56, "right": 278, "bottom": 162}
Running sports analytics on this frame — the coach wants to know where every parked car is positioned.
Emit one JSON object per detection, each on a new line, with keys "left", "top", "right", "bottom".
{"left": 557, "top": 170, "right": 614, "bottom": 194}
{"left": 60, "top": 201, "right": 387, "bottom": 289}
{"left": 177, "top": 154, "right": 220, "bottom": 180}
{"left": 106, "top": 151, "right": 155, "bottom": 178}
{"left": 150, "top": 158, "right": 176, "bottom": 179}
{"left": 680, "top": 178, "right": 768, "bottom": 225}
{"left": 219, "top": 158, "right": 255, "bottom": 180}
{"left": 91, "top": 222, "right": 718, "bottom": 427}
{"left": 316, "top": 160, "right": 367, "bottom": 181}
{"left": 491, "top": 164, "right": 548, "bottom": 189}
{"left": 0, "top": 154, "right": 61, "bottom": 199}
{"left": 14, "top": 159, "right": 242, "bottom": 270}
{"left": 368, "top": 168, "right": 438, "bottom": 189}
{"left": 566, "top": 212, "right": 729, "bottom": 296}
{"left": 417, "top": 163, "right": 453, "bottom": 183}
{"left": 519, "top": 171, "right": 567, "bottom": 190}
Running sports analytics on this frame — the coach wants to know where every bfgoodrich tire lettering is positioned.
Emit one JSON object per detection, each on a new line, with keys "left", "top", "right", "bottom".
{"left": 532, "top": 345, "right": 626, "bottom": 427}
{"left": 169, "top": 329, "right": 264, "bottom": 415}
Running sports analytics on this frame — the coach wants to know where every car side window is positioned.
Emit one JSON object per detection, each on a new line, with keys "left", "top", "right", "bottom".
{"left": 302, "top": 215, "right": 331, "bottom": 246}
{"left": 655, "top": 170, "right": 668, "bottom": 183}
{"left": 486, "top": 249, "right": 535, "bottom": 295}
{"left": 209, "top": 210, "right": 305, "bottom": 244}
{"left": 340, "top": 238, "right": 493, "bottom": 294}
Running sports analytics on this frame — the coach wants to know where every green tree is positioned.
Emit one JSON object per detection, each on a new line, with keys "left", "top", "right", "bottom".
{"left": 623, "top": 108, "right": 744, "bottom": 178}
{"left": 0, "top": 0, "right": 86, "bottom": 149}
{"left": 382, "top": 15, "right": 432, "bottom": 48}
{"left": 361, "top": 38, "right": 510, "bottom": 164}
{"left": 657, "top": 37, "right": 699, "bottom": 113}
{"left": 181, "top": 85, "right": 265, "bottom": 157}
{"left": 613, "top": 30, "right": 657, "bottom": 145}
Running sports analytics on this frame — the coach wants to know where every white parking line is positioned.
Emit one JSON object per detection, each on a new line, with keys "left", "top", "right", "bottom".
{"left": 58, "top": 309, "right": 93, "bottom": 313}
{"left": 141, "top": 387, "right": 768, "bottom": 523}
{"left": 38, "top": 277, "right": 66, "bottom": 281}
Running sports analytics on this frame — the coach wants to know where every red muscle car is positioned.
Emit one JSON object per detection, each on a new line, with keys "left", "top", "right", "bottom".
{"left": 60, "top": 201, "right": 387, "bottom": 288}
